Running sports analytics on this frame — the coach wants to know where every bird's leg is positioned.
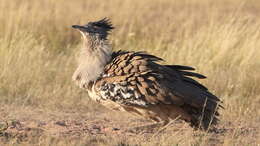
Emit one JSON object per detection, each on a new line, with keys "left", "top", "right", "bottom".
{"left": 152, "top": 116, "right": 181, "bottom": 137}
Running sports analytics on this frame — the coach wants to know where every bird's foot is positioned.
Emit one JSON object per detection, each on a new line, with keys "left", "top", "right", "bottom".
{"left": 126, "top": 122, "right": 166, "bottom": 134}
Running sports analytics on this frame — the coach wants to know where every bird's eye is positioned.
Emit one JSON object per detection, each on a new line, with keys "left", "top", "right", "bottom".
{"left": 93, "top": 25, "right": 100, "bottom": 29}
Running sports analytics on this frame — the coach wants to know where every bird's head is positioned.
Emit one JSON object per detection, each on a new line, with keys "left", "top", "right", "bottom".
{"left": 72, "top": 18, "right": 113, "bottom": 88}
{"left": 72, "top": 18, "right": 114, "bottom": 40}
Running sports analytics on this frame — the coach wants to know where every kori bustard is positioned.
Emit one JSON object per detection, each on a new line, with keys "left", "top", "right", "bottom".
{"left": 72, "top": 18, "right": 221, "bottom": 130}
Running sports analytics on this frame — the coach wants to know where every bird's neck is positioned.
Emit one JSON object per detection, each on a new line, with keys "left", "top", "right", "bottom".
{"left": 72, "top": 37, "right": 112, "bottom": 88}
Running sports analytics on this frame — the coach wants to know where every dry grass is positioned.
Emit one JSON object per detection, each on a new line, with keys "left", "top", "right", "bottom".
{"left": 0, "top": 0, "right": 259, "bottom": 145}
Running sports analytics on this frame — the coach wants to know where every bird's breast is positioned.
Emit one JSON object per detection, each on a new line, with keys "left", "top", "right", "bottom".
{"left": 87, "top": 88, "right": 102, "bottom": 102}
{"left": 88, "top": 85, "right": 127, "bottom": 112}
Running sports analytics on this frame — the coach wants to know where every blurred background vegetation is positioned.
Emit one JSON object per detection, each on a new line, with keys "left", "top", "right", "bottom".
{"left": 0, "top": 0, "right": 259, "bottom": 145}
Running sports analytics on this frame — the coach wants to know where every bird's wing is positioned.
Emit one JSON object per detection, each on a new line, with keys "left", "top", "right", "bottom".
{"left": 94, "top": 51, "right": 221, "bottom": 111}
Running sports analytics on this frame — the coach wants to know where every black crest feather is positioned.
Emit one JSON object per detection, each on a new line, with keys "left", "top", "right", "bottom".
{"left": 92, "top": 18, "right": 114, "bottom": 31}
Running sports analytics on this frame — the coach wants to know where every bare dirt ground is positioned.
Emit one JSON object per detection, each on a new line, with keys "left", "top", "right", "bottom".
{"left": 1, "top": 0, "right": 260, "bottom": 145}
{"left": 0, "top": 105, "right": 259, "bottom": 146}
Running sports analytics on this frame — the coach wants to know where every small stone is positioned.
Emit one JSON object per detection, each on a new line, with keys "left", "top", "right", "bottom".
{"left": 112, "top": 127, "right": 120, "bottom": 131}
{"left": 55, "top": 121, "right": 66, "bottom": 126}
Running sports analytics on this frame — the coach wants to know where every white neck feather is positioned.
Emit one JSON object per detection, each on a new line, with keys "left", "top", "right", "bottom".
{"left": 72, "top": 37, "right": 112, "bottom": 88}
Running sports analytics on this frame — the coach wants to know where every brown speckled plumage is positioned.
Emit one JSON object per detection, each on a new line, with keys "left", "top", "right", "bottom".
{"left": 72, "top": 18, "right": 222, "bottom": 130}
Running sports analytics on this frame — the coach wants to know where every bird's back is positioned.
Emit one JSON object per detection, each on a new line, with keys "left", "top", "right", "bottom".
{"left": 89, "top": 50, "right": 222, "bottom": 130}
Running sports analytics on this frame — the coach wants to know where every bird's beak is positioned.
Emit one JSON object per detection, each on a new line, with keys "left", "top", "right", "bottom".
{"left": 72, "top": 25, "right": 85, "bottom": 30}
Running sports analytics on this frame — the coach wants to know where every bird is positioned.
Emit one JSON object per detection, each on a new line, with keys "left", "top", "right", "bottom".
{"left": 71, "top": 18, "right": 222, "bottom": 130}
